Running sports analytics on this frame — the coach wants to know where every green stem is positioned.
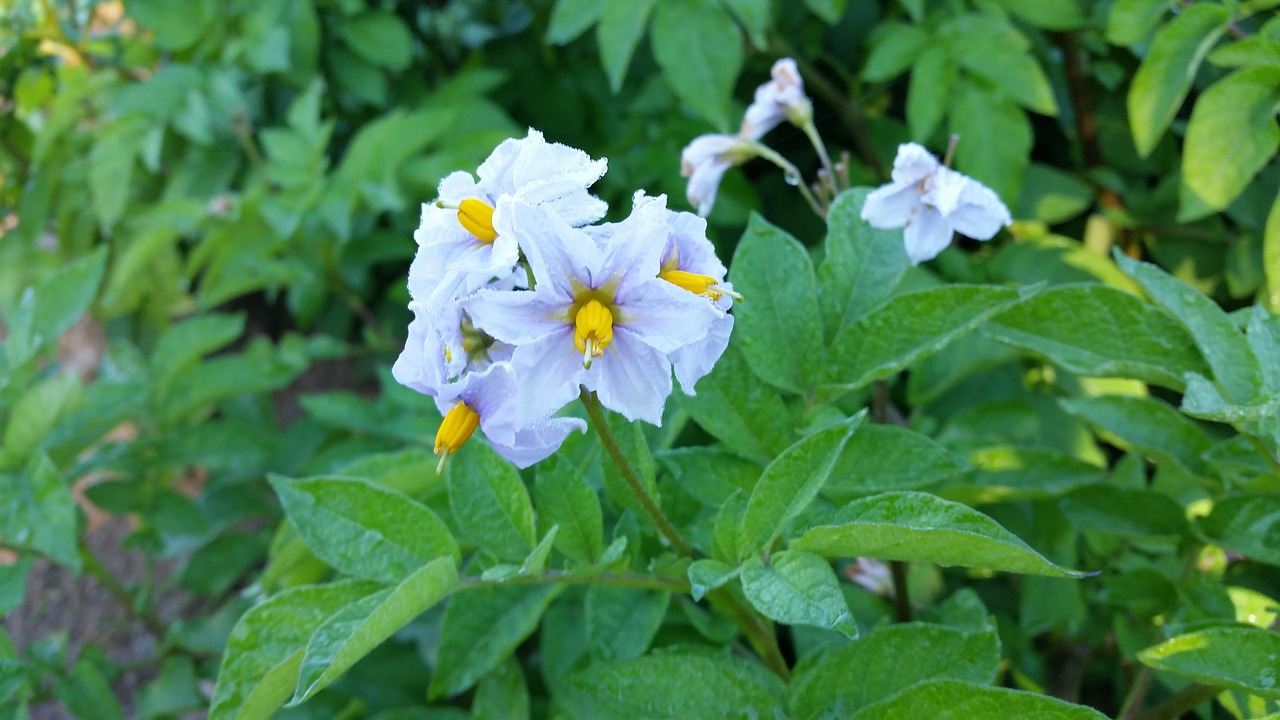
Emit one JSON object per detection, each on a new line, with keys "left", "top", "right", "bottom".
{"left": 750, "top": 142, "right": 827, "bottom": 219}
{"left": 460, "top": 570, "right": 689, "bottom": 593}
{"left": 80, "top": 542, "right": 168, "bottom": 640}
{"left": 800, "top": 120, "right": 836, "bottom": 193}
{"left": 1117, "top": 666, "right": 1154, "bottom": 720}
{"left": 580, "top": 389, "right": 694, "bottom": 556}
{"left": 706, "top": 588, "right": 791, "bottom": 681}
{"left": 889, "top": 560, "right": 912, "bottom": 623}
{"left": 1135, "top": 683, "right": 1221, "bottom": 720}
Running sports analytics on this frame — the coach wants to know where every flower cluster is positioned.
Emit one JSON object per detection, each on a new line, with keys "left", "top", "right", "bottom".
{"left": 394, "top": 130, "right": 739, "bottom": 470}
{"left": 861, "top": 142, "right": 1012, "bottom": 265}
{"left": 681, "top": 58, "right": 814, "bottom": 216}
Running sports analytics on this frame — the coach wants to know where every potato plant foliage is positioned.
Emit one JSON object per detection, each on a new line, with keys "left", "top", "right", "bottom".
{"left": 1, "top": 1, "right": 1279, "bottom": 719}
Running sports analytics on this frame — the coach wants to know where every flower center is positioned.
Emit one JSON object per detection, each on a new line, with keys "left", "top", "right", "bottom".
{"left": 456, "top": 198, "right": 497, "bottom": 243}
{"left": 574, "top": 299, "right": 614, "bottom": 369}
{"left": 434, "top": 401, "right": 480, "bottom": 472}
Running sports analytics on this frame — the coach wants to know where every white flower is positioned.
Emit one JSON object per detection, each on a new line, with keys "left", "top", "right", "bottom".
{"left": 463, "top": 197, "right": 723, "bottom": 425}
{"left": 680, "top": 134, "right": 757, "bottom": 217}
{"left": 432, "top": 363, "right": 585, "bottom": 470}
{"left": 860, "top": 142, "right": 1011, "bottom": 265}
{"left": 740, "top": 58, "right": 812, "bottom": 140}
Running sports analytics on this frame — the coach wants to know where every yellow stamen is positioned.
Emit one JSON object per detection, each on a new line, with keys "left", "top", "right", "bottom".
{"left": 574, "top": 299, "right": 614, "bottom": 369}
{"left": 434, "top": 401, "right": 480, "bottom": 472}
{"left": 660, "top": 269, "right": 742, "bottom": 302}
{"left": 457, "top": 198, "right": 497, "bottom": 243}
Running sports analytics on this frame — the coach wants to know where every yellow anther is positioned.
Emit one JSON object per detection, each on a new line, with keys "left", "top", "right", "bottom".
{"left": 660, "top": 269, "right": 741, "bottom": 302}
{"left": 434, "top": 401, "right": 480, "bottom": 472}
{"left": 574, "top": 299, "right": 614, "bottom": 369}
{"left": 457, "top": 198, "right": 498, "bottom": 243}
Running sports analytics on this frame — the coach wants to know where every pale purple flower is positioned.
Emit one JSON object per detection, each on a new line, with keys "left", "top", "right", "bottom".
{"left": 861, "top": 142, "right": 1011, "bottom": 265}
{"left": 680, "top": 134, "right": 757, "bottom": 217}
{"left": 845, "top": 557, "right": 894, "bottom": 597}
{"left": 463, "top": 198, "right": 723, "bottom": 425}
{"left": 740, "top": 58, "right": 812, "bottom": 140}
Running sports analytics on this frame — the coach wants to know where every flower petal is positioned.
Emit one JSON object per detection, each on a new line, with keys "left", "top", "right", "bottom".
{"left": 903, "top": 206, "right": 954, "bottom": 265}
{"left": 596, "top": 329, "right": 673, "bottom": 425}
{"left": 861, "top": 182, "right": 922, "bottom": 229}
{"left": 463, "top": 287, "right": 566, "bottom": 346}
{"left": 509, "top": 330, "right": 590, "bottom": 426}
{"left": 615, "top": 278, "right": 723, "bottom": 354}
{"left": 671, "top": 312, "right": 733, "bottom": 395}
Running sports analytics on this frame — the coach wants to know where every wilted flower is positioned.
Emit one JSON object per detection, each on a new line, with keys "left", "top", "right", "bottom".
{"left": 680, "top": 134, "right": 758, "bottom": 217}
{"left": 861, "top": 142, "right": 1011, "bottom": 265}
{"left": 741, "top": 58, "right": 812, "bottom": 140}
{"left": 463, "top": 197, "right": 723, "bottom": 425}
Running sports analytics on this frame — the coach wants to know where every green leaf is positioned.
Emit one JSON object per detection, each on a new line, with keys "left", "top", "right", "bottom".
{"left": 270, "top": 476, "right": 459, "bottom": 583}
{"left": 1268, "top": 184, "right": 1280, "bottom": 313}
{"left": 994, "top": 0, "right": 1084, "bottom": 30}
{"left": 447, "top": 442, "right": 536, "bottom": 562}
{"left": 1248, "top": 305, "right": 1280, "bottom": 391}
{"left": 1128, "top": 3, "right": 1231, "bottom": 157}
{"left": 802, "top": 0, "right": 846, "bottom": 23}
{"left": 1059, "top": 395, "right": 1214, "bottom": 476}
{"left": 680, "top": 341, "right": 793, "bottom": 460}
{"left": 818, "top": 189, "right": 911, "bottom": 343}
{"left": 0, "top": 454, "right": 79, "bottom": 570}
{"left": 943, "top": 448, "right": 1105, "bottom": 505}
{"left": 1059, "top": 486, "right": 1190, "bottom": 540}
{"left": 430, "top": 585, "right": 558, "bottom": 698}
{"left": 722, "top": 0, "right": 771, "bottom": 48}
{"left": 4, "top": 372, "right": 81, "bottom": 460}
{"left": 535, "top": 456, "right": 604, "bottom": 564}
{"left": 1195, "top": 494, "right": 1280, "bottom": 565}
{"left": 848, "top": 679, "right": 1109, "bottom": 720}
{"left": 793, "top": 491, "right": 1090, "bottom": 577}
{"left": 946, "top": 15, "right": 1057, "bottom": 115}
{"left": 547, "top": 0, "right": 605, "bottom": 44}
{"left": 907, "top": 47, "right": 955, "bottom": 141}
{"left": 600, "top": 409, "right": 660, "bottom": 517}
{"left": 124, "top": 0, "right": 213, "bottom": 50}
{"left": 1181, "top": 67, "right": 1280, "bottom": 213}
{"left": 657, "top": 447, "right": 762, "bottom": 507}
{"left": 151, "top": 313, "right": 246, "bottom": 395}
{"left": 1107, "top": 0, "right": 1170, "bottom": 46}
{"left": 826, "top": 285, "right": 1035, "bottom": 392}
{"left": 950, "top": 85, "right": 1031, "bottom": 203}
{"left": 714, "top": 489, "right": 750, "bottom": 562}
{"left": 1139, "top": 625, "right": 1280, "bottom": 698}
{"left": 1209, "top": 34, "right": 1280, "bottom": 69}
{"left": 687, "top": 559, "right": 740, "bottom": 602}
{"left": 30, "top": 246, "right": 107, "bottom": 346}
{"left": 586, "top": 586, "right": 670, "bottom": 661}
{"left": 597, "top": 0, "right": 657, "bottom": 93}
{"left": 1181, "top": 372, "right": 1279, "bottom": 423}
{"left": 790, "top": 623, "right": 1000, "bottom": 719}
{"left": 560, "top": 650, "right": 786, "bottom": 719}
{"left": 1015, "top": 164, "right": 1095, "bottom": 223}
{"left": 650, "top": 0, "right": 744, "bottom": 130}
{"left": 473, "top": 659, "right": 530, "bottom": 720}
{"left": 209, "top": 581, "right": 374, "bottom": 720}
{"left": 985, "top": 284, "right": 1208, "bottom": 391}
{"left": 1115, "top": 252, "right": 1262, "bottom": 403}
{"left": 730, "top": 214, "right": 826, "bottom": 394}
{"left": 292, "top": 558, "right": 458, "bottom": 703}
{"left": 825, "top": 424, "right": 968, "bottom": 500}
{"left": 741, "top": 551, "right": 857, "bottom": 638}
{"left": 89, "top": 115, "right": 149, "bottom": 230}
{"left": 337, "top": 11, "right": 414, "bottom": 71}
{"left": 742, "top": 415, "right": 863, "bottom": 552}
{"left": 862, "top": 23, "right": 928, "bottom": 81}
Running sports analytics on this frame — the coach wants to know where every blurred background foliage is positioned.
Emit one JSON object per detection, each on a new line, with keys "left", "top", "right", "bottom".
{"left": 0, "top": 0, "right": 1278, "bottom": 717}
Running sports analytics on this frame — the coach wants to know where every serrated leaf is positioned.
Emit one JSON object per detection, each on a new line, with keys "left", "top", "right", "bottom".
{"left": 742, "top": 416, "right": 863, "bottom": 552}
{"left": 985, "top": 284, "right": 1208, "bottom": 391}
{"left": 848, "top": 679, "right": 1109, "bottom": 720}
{"left": 1182, "top": 67, "right": 1280, "bottom": 213}
{"left": 291, "top": 558, "right": 457, "bottom": 703}
{"left": 559, "top": 650, "right": 786, "bottom": 719}
{"left": 826, "top": 285, "right": 1035, "bottom": 392}
{"left": 448, "top": 442, "right": 536, "bottom": 562}
{"left": 741, "top": 551, "right": 856, "bottom": 638}
{"left": 793, "top": 491, "right": 1090, "bottom": 577}
{"left": 730, "top": 214, "right": 825, "bottom": 395}
{"left": 650, "top": 0, "right": 743, "bottom": 130}
{"left": 546, "top": 0, "right": 605, "bottom": 45}
{"left": 586, "top": 586, "right": 669, "bottom": 662}
{"left": 430, "top": 585, "right": 558, "bottom": 698}
{"left": 790, "top": 623, "right": 1000, "bottom": 720}
{"left": 1128, "top": 4, "right": 1231, "bottom": 157}
{"left": 209, "top": 581, "right": 374, "bottom": 720}
{"left": 825, "top": 424, "right": 968, "bottom": 500}
{"left": 535, "top": 457, "right": 604, "bottom": 564}
{"left": 1059, "top": 395, "right": 1214, "bottom": 476}
{"left": 270, "top": 476, "right": 458, "bottom": 583}
{"left": 1117, "top": 251, "right": 1262, "bottom": 403}
{"left": 597, "top": 0, "right": 657, "bottom": 92}
{"left": 1195, "top": 494, "right": 1280, "bottom": 565}
{"left": 680, "top": 341, "right": 793, "bottom": 460}
{"left": 818, "top": 189, "right": 911, "bottom": 343}
{"left": 1139, "top": 625, "right": 1280, "bottom": 698}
